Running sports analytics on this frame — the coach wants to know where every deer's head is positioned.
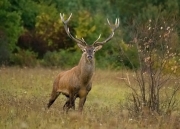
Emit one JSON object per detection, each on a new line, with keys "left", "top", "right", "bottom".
{"left": 60, "top": 13, "right": 119, "bottom": 61}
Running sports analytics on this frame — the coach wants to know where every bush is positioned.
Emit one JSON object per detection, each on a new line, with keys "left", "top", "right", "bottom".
{"left": 11, "top": 49, "right": 37, "bottom": 67}
{"left": 119, "top": 42, "right": 139, "bottom": 69}
{"left": 41, "top": 49, "right": 81, "bottom": 68}
{"left": 95, "top": 50, "right": 120, "bottom": 69}
{"left": 0, "top": 35, "right": 10, "bottom": 65}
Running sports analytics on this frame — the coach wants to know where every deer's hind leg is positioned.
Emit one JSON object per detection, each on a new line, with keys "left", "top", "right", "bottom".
{"left": 63, "top": 94, "right": 77, "bottom": 112}
{"left": 47, "top": 89, "right": 60, "bottom": 108}
{"left": 63, "top": 98, "right": 70, "bottom": 111}
{"left": 63, "top": 96, "right": 77, "bottom": 110}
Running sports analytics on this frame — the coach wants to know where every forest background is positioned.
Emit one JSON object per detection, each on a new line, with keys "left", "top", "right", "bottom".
{"left": 0, "top": 0, "right": 180, "bottom": 69}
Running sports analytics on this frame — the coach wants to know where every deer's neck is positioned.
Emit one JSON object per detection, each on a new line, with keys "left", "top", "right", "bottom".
{"left": 77, "top": 53, "right": 95, "bottom": 84}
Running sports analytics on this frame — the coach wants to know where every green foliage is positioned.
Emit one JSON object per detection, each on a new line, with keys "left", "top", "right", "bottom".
{"left": 74, "top": 11, "right": 96, "bottom": 43}
{"left": 10, "top": 0, "right": 38, "bottom": 29}
{"left": 0, "top": 0, "right": 22, "bottom": 51}
{"left": 95, "top": 52, "right": 120, "bottom": 69}
{"left": 117, "top": 0, "right": 148, "bottom": 20}
{"left": 118, "top": 42, "right": 139, "bottom": 69}
{"left": 0, "top": 36, "right": 10, "bottom": 65}
{"left": 35, "top": 11, "right": 62, "bottom": 48}
{"left": 0, "top": 0, "right": 23, "bottom": 64}
{"left": 0, "top": 0, "right": 180, "bottom": 69}
{"left": 4, "top": 11, "right": 22, "bottom": 51}
{"left": 42, "top": 49, "right": 81, "bottom": 68}
{"left": 11, "top": 48, "right": 37, "bottom": 67}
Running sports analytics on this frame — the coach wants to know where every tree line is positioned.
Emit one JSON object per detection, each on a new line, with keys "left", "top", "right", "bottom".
{"left": 0, "top": 0, "right": 179, "bottom": 68}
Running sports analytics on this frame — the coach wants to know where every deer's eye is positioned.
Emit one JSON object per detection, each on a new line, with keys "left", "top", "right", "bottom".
{"left": 93, "top": 50, "right": 96, "bottom": 53}
{"left": 83, "top": 49, "right": 86, "bottom": 52}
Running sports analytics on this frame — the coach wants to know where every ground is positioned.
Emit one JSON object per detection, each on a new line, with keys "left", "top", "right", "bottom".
{"left": 0, "top": 67, "right": 180, "bottom": 129}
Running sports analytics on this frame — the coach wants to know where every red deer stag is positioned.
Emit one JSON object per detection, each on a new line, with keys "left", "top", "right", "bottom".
{"left": 47, "top": 13, "right": 119, "bottom": 112}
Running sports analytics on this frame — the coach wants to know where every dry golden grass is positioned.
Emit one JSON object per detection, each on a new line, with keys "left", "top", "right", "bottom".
{"left": 0, "top": 67, "right": 180, "bottom": 129}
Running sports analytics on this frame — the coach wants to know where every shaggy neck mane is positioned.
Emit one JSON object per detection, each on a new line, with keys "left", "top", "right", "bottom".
{"left": 77, "top": 53, "right": 95, "bottom": 84}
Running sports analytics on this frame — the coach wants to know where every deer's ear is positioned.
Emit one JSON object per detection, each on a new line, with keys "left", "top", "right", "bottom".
{"left": 77, "top": 43, "right": 86, "bottom": 51}
{"left": 94, "top": 45, "right": 102, "bottom": 51}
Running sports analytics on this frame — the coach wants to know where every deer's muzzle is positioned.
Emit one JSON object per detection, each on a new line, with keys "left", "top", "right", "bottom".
{"left": 87, "top": 55, "right": 93, "bottom": 60}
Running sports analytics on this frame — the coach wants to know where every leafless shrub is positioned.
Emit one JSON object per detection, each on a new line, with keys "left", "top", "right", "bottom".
{"left": 120, "top": 14, "right": 180, "bottom": 117}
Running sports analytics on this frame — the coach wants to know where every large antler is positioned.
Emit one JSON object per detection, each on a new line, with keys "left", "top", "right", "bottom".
{"left": 93, "top": 18, "right": 119, "bottom": 46}
{"left": 60, "top": 13, "right": 87, "bottom": 46}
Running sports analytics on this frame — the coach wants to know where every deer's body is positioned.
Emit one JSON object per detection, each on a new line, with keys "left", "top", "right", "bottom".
{"left": 56, "top": 54, "right": 94, "bottom": 96}
{"left": 48, "top": 52, "right": 94, "bottom": 111}
{"left": 47, "top": 13, "right": 119, "bottom": 112}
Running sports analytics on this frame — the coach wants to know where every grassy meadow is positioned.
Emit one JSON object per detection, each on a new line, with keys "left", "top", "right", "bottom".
{"left": 0, "top": 67, "right": 180, "bottom": 129}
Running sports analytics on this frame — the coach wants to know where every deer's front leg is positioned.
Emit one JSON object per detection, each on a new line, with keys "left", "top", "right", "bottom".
{"left": 78, "top": 97, "right": 87, "bottom": 112}
{"left": 78, "top": 86, "right": 91, "bottom": 112}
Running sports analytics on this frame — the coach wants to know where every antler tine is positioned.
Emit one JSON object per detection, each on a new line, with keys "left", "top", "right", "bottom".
{"left": 93, "top": 34, "right": 101, "bottom": 43}
{"left": 93, "top": 18, "right": 119, "bottom": 46}
{"left": 115, "top": 18, "right": 118, "bottom": 26}
{"left": 67, "top": 13, "right": 72, "bottom": 22}
{"left": 115, "top": 18, "right": 120, "bottom": 28}
{"left": 60, "top": 13, "right": 72, "bottom": 24}
{"left": 60, "top": 13, "right": 87, "bottom": 46}
{"left": 81, "top": 37, "right": 85, "bottom": 42}
{"left": 60, "top": 13, "right": 64, "bottom": 23}
{"left": 107, "top": 18, "right": 110, "bottom": 26}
